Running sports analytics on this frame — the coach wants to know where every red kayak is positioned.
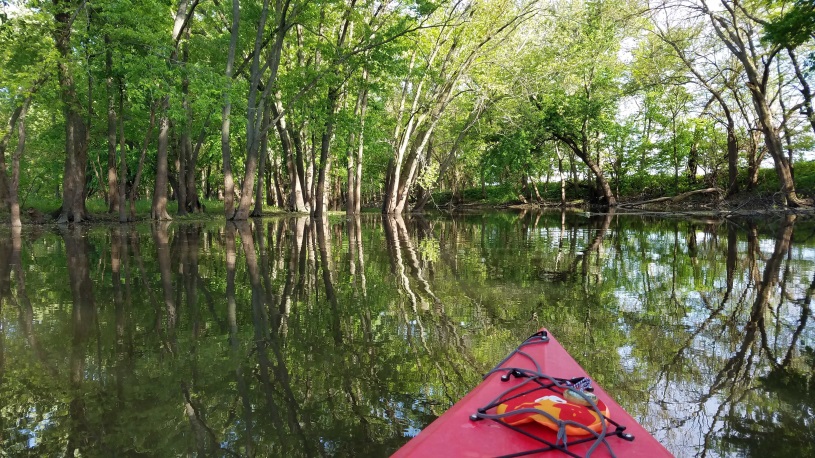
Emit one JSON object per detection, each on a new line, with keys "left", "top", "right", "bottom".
{"left": 393, "top": 329, "right": 672, "bottom": 457}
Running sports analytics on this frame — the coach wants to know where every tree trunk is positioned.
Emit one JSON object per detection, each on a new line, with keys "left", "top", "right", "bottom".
{"left": 177, "top": 130, "right": 188, "bottom": 216}
{"left": 529, "top": 174, "right": 542, "bottom": 202}
{"left": 129, "top": 102, "right": 157, "bottom": 221}
{"left": 726, "top": 125, "right": 738, "bottom": 195}
{"left": 688, "top": 131, "right": 698, "bottom": 184}
{"left": 106, "top": 37, "right": 119, "bottom": 213}
{"left": 619, "top": 187, "right": 722, "bottom": 208}
{"left": 382, "top": 5, "right": 488, "bottom": 214}
{"left": 234, "top": 0, "right": 271, "bottom": 221}
{"left": 117, "top": 84, "right": 128, "bottom": 223}
{"left": 7, "top": 99, "right": 31, "bottom": 228}
{"left": 314, "top": 88, "right": 340, "bottom": 219}
{"left": 274, "top": 156, "right": 285, "bottom": 208}
{"left": 177, "top": 39, "right": 191, "bottom": 216}
{"left": 556, "top": 144, "right": 566, "bottom": 206}
{"left": 152, "top": 0, "right": 196, "bottom": 220}
{"left": 265, "top": 157, "right": 274, "bottom": 206}
{"left": 272, "top": 97, "right": 308, "bottom": 212}
{"left": 788, "top": 49, "right": 815, "bottom": 136}
{"left": 746, "top": 127, "right": 761, "bottom": 191}
{"left": 151, "top": 100, "right": 173, "bottom": 220}
{"left": 235, "top": 0, "right": 289, "bottom": 221}
{"left": 672, "top": 116, "right": 679, "bottom": 191}
{"left": 204, "top": 164, "right": 211, "bottom": 199}
{"left": 53, "top": 3, "right": 89, "bottom": 223}
{"left": 0, "top": 102, "right": 28, "bottom": 225}
{"left": 778, "top": 58, "right": 795, "bottom": 179}
{"left": 186, "top": 117, "right": 208, "bottom": 213}
{"left": 222, "top": 0, "right": 239, "bottom": 219}
{"left": 252, "top": 102, "right": 271, "bottom": 217}
{"left": 347, "top": 68, "right": 369, "bottom": 216}
{"left": 705, "top": 11, "right": 804, "bottom": 206}
{"left": 354, "top": 109, "right": 364, "bottom": 215}
{"left": 556, "top": 134, "right": 616, "bottom": 207}
{"left": 753, "top": 87, "right": 801, "bottom": 205}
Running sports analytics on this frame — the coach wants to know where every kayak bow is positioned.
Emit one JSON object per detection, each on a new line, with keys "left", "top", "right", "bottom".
{"left": 393, "top": 329, "right": 672, "bottom": 457}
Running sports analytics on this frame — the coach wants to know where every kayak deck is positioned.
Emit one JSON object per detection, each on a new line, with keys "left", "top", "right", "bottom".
{"left": 393, "top": 329, "right": 672, "bottom": 457}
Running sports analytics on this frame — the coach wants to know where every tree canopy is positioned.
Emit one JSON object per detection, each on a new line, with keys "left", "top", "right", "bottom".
{"left": 0, "top": 0, "right": 814, "bottom": 224}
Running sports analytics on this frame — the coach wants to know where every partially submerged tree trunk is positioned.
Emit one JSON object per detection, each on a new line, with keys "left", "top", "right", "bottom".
{"left": 222, "top": 0, "right": 240, "bottom": 219}
{"left": 271, "top": 97, "right": 308, "bottom": 212}
{"left": 152, "top": 0, "right": 198, "bottom": 220}
{"left": 346, "top": 67, "right": 369, "bottom": 216}
{"left": 117, "top": 85, "right": 128, "bottom": 223}
{"left": 251, "top": 103, "right": 271, "bottom": 217}
{"left": 0, "top": 98, "right": 32, "bottom": 227}
{"left": 53, "top": 2, "right": 90, "bottom": 223}
{"left": 313, "top": 87, "right": 340, "bottom": 219}
{"left": 0, "top": 99, "right": 29, "bottom": 227}
{"left": 185, "top": 117, "right": 208, "bottom": 214}
{"left": 234, "top": 0, "right": 290, "bottom": 221}
{"left": 176, "top": 37, "right": 191, "bottom": 217}
{"left": 556, "top": 144, "right": 566, "bottom": 206}
{"left": 106, "top": 37, "right": 119, "bottom": 213}
{"left": 129, "top": 102, "right": 157, "bottom": 221}
{"left": 151, "top": 104, "right": 173, "bottom": 220}
{"left": 313, "top": 2, "right": 356, "bottom": 219}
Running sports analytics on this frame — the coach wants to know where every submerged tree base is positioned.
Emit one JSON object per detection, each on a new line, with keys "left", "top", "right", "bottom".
{"left": 1, "top": 191, "right": 814, "bottom": 227}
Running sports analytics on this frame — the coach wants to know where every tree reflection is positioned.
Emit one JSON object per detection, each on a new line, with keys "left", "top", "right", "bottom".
{"left": 711, "top": 215, "right": 814, "bottom": 456}
{"left": 152, "top": 221, "right": 177, "bottom": 354}
{"left": 0, "top": 213, "right": 814, "bottom": 456}
{"left": 0, "top": 228, "right": 13, "bottom": 384}
{"left": 59, "top": 225, "right": 96, "bottom": 456}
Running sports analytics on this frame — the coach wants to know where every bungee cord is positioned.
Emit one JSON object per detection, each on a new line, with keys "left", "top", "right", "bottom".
{"left": 469, "top": 331, "right": 635, "bottom": 458}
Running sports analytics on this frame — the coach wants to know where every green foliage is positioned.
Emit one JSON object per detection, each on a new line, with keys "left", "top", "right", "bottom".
{"left": 1, "top": 0, "right": 814, "bottom": 219}
{"left": 434, "top": 184, "right": 521, "bottom": 206}
{"left": 762, "top": 0, "right": 815, "bottom": 50}
{"left": 752, "top": 160, "right": 815, "bottom": 196}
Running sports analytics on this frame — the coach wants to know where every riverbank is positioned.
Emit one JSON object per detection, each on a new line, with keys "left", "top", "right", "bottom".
{"left": 0, "top": 198, "right": 287, "bottom": 225}
{"left": 486, "top": 191, "right": 815, "bottom": 219}
{"left": 3, "top": 173, "right": 815, "bottom": 226}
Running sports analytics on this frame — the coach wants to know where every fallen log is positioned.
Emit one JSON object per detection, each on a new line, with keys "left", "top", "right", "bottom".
{"left": 619, "top": 187, "right": 723, "bottom": 208}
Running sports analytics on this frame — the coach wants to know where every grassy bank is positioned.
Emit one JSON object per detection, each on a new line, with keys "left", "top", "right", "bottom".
{"left": 431, "top": 162, "right": 815, "bottom": 209}
{"left": 5, "top": 197, "right": 286, "bottom": 225}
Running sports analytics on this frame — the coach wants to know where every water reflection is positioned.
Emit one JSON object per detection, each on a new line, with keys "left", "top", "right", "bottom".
{"left": 0, "top": 213, "right": 813, "bottom": 457}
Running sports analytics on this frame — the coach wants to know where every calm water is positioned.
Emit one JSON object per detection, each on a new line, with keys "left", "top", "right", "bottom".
{"left": 0, "top": 212, "right": 813, "bottom": 457}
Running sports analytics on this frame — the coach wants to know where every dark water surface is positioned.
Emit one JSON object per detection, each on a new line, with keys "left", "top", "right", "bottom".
{"left": 0, "top": 212, "right": 813, "bottom": 457}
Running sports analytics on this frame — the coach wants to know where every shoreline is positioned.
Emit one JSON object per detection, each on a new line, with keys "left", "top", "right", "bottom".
{"left": 2, "top": 192, "right": 814, "bottom": 226}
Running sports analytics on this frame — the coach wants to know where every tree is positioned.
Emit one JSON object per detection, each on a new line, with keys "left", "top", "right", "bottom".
{"left": 231, "top": 0, "right": 295, "bottom": 221}
{"left": 51, "top": 0, "right": 91, "bottom": 223}
{"left": 382, "top": 0, "right": 537, "bottom": 214}
{"left": 151, "top": 0, "right": 199, "bottom": 221}
{"left": 695, "top": 0, "right": 805, "bottom": 206}
{"left": 525, "top": 0, "right": 636, "bottom": 207}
